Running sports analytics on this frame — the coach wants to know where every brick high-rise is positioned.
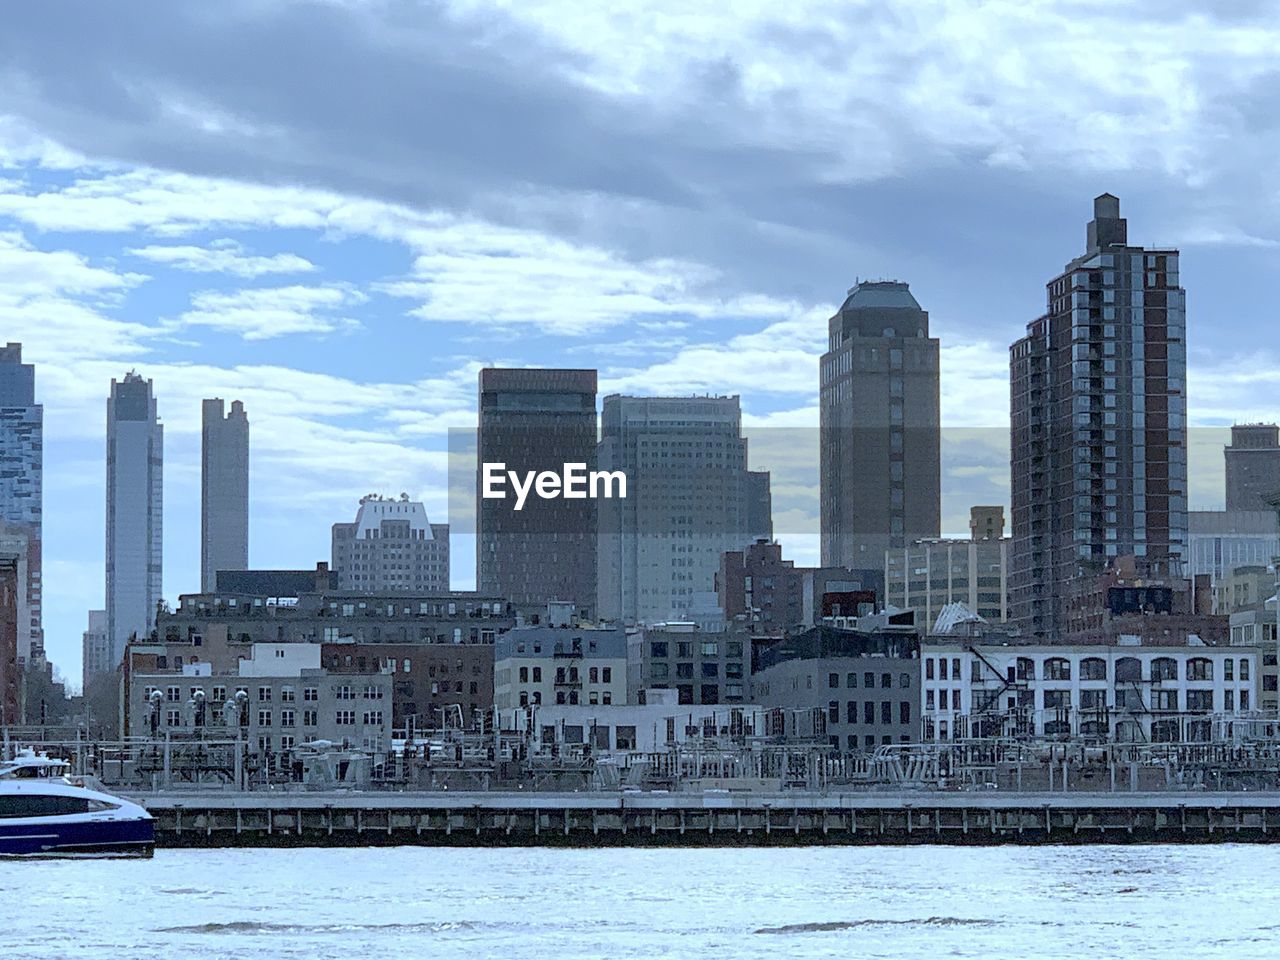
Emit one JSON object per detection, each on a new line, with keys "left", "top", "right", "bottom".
{"left": 1010, "top": 194, "right": 1188, "bottom": 638}
{"left": 820, "top": 281, "right": 940, "bottom": 570}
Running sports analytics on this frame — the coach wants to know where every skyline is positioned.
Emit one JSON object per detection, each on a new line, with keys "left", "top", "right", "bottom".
{"left": 3, "top": 2, "right": 1280, "bottom": 684}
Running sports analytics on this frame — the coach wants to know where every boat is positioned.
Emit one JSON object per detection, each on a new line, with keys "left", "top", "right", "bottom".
{"left": 0, "top": 749, "right": 154, "bottom": 858}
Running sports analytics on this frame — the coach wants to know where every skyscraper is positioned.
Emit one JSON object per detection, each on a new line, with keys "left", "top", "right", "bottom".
{"left": 476, "top": 368, "right": 598, "bottom": 615}
{"left": 1225, "top": 424, "right": 1280, "bottom": 512}
{"left": 597, "top": 395, "right": 771, "bottom": 624}
{"left": 81, "top": 609, "right": 110, "bottom": 695}
{"left": 0, "top": 343, "right": 42, "bottom": 662}
{"left": 201, "top": 398, "right": 249, "bottom": 591}
{"left": 106, "top": 372, "right": 163, "bottom": 666}
{"left": 820, "top": 281, "right": 941, "bottom": 570}
{"left": 1010, "top": 194, "right": 1188, "bottom": 638}
{"left": 332, "top": 494, "right": 450, "bottom": 592}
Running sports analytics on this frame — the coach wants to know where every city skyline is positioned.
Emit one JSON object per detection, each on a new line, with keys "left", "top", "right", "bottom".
{"left": 3, "top": 4, "right": 1280, "bottom": 683}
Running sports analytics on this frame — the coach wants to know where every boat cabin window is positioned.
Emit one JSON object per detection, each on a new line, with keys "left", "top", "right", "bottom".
{"left": 0, "top": 795, "right": 108, "bottom": 818}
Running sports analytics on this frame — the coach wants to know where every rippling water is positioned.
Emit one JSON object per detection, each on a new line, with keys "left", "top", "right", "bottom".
{"left": 5, "top": 845, "right": 1278, "bottom": 959}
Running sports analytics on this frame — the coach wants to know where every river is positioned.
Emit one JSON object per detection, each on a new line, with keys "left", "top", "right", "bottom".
{"left": 5, "top": 845, "right": 1275, "bottom": 959}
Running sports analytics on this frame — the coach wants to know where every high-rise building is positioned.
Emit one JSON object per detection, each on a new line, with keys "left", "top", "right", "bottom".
{"left": 332, "top": 494, "right": 450, "bottom": 593}
{"left": 81, "top": 609, "right": 111, "bottom": 694}
{"left": 820, "top": 281, "right": 940, "bottom": 570}
{"left": 106, "top": 372, "right": 163, "bottom": 667}
{"left": 1010, "top": 194, "right": 1188, "bottom": 638}
{"left": 201, "top": 398, "right": 249, "bottom": 592}
{"left": 1225, "top": 424, "right": 1280, "bottom": 512}
{"left": 0, "top": 343, "right": 42, "bottom": 661}
{"left": 477, "top": 368, "right": 598, "bottom": 616}
{"left": 597, "top": 395, "right": 770, "bottom": 624}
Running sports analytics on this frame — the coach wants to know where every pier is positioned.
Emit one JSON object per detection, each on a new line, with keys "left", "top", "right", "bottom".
{"left": 138, "top": 790, "right": 1280, "bottom": 847}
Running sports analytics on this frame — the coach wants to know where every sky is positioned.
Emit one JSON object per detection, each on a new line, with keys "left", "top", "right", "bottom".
{"left": 3, "top": 0, "right": 1280, "bottom": 687}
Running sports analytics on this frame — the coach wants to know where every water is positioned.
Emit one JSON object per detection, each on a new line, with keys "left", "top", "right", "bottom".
{"left": 5, "top": 846, "right": 1278, "bottom": 959}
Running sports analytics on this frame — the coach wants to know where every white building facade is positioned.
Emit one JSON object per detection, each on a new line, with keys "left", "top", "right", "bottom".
{"left": 921, "top": 638, "right": 1260, "bottom": 744}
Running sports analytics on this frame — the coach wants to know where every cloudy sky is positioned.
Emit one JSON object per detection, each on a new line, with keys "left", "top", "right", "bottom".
{"left": 3, "top": 1, "right": 1279, "bottom": 685}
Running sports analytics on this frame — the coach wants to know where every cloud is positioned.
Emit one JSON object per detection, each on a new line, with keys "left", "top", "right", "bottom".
{"left": 127, "top": 239, "right": 316, "bottom": 277}
{"left": 170, "top": 284, "right": 365, "bottom": 340}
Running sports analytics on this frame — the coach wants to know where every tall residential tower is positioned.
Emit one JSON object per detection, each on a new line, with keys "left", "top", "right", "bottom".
{"left": 819, "top": 281, "right": 941, "bottom": 570}
{"left": 0, "top": 343, "right": 42, "bottom": 662}
{"left": 106, "top": 372, "right": 163, "bottom": 666}
{"left": 1010, "top": 194, "right": 1188, "bottom": 638}
{"left": 201, "top": 398, "right": 249, "bottom": 591}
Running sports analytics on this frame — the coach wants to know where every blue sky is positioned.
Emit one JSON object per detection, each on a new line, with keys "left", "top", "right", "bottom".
{"left": 2, "top": 1, "right": 1279, "bottom": 686}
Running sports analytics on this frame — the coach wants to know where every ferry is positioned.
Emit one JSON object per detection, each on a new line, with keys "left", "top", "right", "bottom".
{"left": 0, "top": 749, "right": 154, "bottom": 857}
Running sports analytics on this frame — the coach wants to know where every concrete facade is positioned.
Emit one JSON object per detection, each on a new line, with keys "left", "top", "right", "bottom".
{"left": 201, "top": 398, "right": 249, "bottom": 592}
{"left": 505, "top": 697, "right": 770, "bottom": 755}
{"left": 128, "top": 642, "right": 393, "bottom": 756}
{"left": 820, "top": 281, "right": 940, "bottom": 570}
{"left": 627, "top": 622, "right": 751, "bottom": 705}
{"left": 1225, "top": 424, "right": 1280, "bottom": 513}
{"left": 0, "top": 343, "right": 42, "bottom": 661}
{"left": 751, "top": 624, "right": 919, "bottom": 751}
{"left": 81, "top": 609, "right": 111, "bottom": 696}
{"left": 597, "top": 395, "right": 770, "bottom": 624}
{"left": 494, "top": 625, "right": 628, "bottom": 710}
{"left": 332, "top": 495, "right": 450, "bottom": 593}
{"left": 106, "top": 371, "right": 163, "bottom": 667}
{"left": 884, "top": 521, "right": 1010, "bottom": 627}
{"left": 477, "top": 368, "right": 598, "bottom": 616}
{"left": 159, "top": 588, "right": 514, "bottom": 649}
{"left": 1011, "top": 195, "right": 1187, "bottom": 639}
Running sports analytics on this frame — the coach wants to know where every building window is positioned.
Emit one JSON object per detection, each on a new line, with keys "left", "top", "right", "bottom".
{"left": 304, "top": 687, "right": 318, "bottom": 702}
{"left": 1044, "top": 658, "right": 1071, "bottom": 681}
{"left": 847, "top": 672, "right": 857, "bottom": 688}
{"left": 280, "top": 709, "right": 296, "bottom": 727}
{"left": 257, "top": 709, "right": 272, "bottom": 726}
{"left": 899, "top": 702, "right": 911, "bottom": 724}
{"left": 336, "top": 710, "right": 356, "bottom": 725}
{"left": 303, "top": 710, "right": 317, "bottom": 727}
{"left": 1187, "top": 658, "right": 1212, "bottom": 682}
{"left": 1151, "top": 658, "right": 1177, "bottom": 682}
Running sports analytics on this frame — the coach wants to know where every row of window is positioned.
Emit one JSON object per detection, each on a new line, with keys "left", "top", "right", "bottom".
{"left": 925, "top": 688, "right": 1251, "bottom": 713}
{"left": 828, "top": 672, "right": 911, "bottom": 690}
{"left": 518, "top": 690, "right": 615, "bottom": 707}
{"left": 928, "top": 655, "right": 1252, "bottom": 683}
{"left": 648, "top": 641, "right": 745, "bottom": 659}
{"left": 827, "top": 700, "right": 912, "bottom": 725}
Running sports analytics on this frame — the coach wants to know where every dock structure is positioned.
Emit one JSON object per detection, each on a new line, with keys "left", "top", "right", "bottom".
{"left": 139, "top": 790, "right": 1280, "bottom": 847}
